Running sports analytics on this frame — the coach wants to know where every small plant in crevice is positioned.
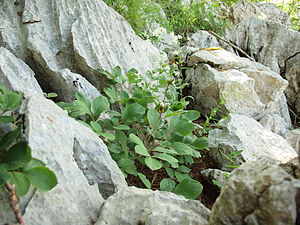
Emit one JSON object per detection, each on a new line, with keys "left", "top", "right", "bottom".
{"left": 58, "top": 65, "right": 209, "bottom": 200}
{"left": 0, "top": 86, "right": 58, "bottom": 225}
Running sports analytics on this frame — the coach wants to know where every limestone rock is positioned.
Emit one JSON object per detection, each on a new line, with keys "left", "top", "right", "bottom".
{"left": 201, "top": 169, "right": 229, "bottom": 188}
{"left": 186, "top": 64, "right": 264, "bottom": 117}
{"left": 186, "top": 49, "right": 288, "bottom": 120}
{"left": 226, "top": 17, "right": 300, "bottom": 114}
{"left": 208, "top": 113, "right": 298, "bottom": 170}
{"left": 285, "top": 129, "right": 300, "bottom": 154}
{"left": 96, "top": 187, "right": 210, "bottom": 225}
{"left": 21, "top": 0, "right": 164, "bottom": 96}
{"left": 188, "top": 30, "right": 220, "bottom": 49}
{"left": 0, "top": 0, "right": 26, "bottom": 59}
{"left": 209, "top": 158, "right": 300, "bottom": 225}
{"left": 19, "top": 95, "right": 126, "bottom": 224}
{"left": 229, "top": 0, "right": 291, "bottom": 26}
{"left": 0, "top": 47, "right": 43, "bottom": 97}
{"left": 58, "top": 69, "right": 101, "bottom": 101}
{"left": 259, "top": 94, "right": 291, "bottom": 136}
{"left": 71, "top": 0, "right": 163, "bottom": 87}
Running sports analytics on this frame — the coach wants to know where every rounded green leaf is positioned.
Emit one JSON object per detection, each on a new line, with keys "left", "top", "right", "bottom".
{"left": 153, "top": 153, "right": 178, "bottom": 163}
{"left": 0, "top": 125, "right": 21, "bottom": 149}
{"left": 129, "top": 134, "right": 144, "bottom": 146}
{"left": 160, "top": 178, "right": 176, "bottom": 192}
{"left": 170, "top": 142, "right": 193, "bottom": 155}
{"left": 121, "top": 103, "right": 145, "bottom": 123}
{"left": 175, "top": 171, "right": 191, "bottom": 182}
{"left": 145, "top": 157, "right": 163, "bottom": 171}
{"left": 0, "top": 167, "right": 11, "bottom": 185}
{"left": 177, "top": 165, "right": 191, "bottom": 173}
{"left": 25, "top": 167, "right": 58, "bottom": 192}
{"left": 165, "top": 168, "right": 175, "bottom": 178}
{"left": 137, "top": 173, "right": 151, "bottom": 189}
{"left": 112, "top": 124, "right": 130, "bottom": 130}
{"left": 173, "top": 178, "right": 203, "bottom": 200}
{"left": 9, "top": 172, "right": 30, "bottom": 197}
{"left": 192, "top": 137, "right": 208, "bottom": 150}
{"left": 185, "top": 110, "right": 200, "bottom": 121}
{"left": 153, "top": 147, "right": 177, "bottom": 155}
{"left": 90, "top": 121, "right": 103, "bottom": 134}
{"left": 135, "top": 145, "right": 150, "bottom": 156}
{"left": 23, "top": 158, "right": 45, "bottom": 171}
{"left": 112, "top": 66, "right": 122, "bottom": 77}
{"left": 3, "top": 142, "right": 31, "bottom": 170}
{"left": 173, "top": 122, "right": 196, "bottom": 136}
{"left": 46, "top": 93, "right": 58, "bottom": 98}
{"left": 1, "top": 91, "right": 21, "bottom": 111}
{"left": 91, "top": 96, "right": 109, "bottom": 119}
{"left": 100, "top": 132, "right": 115, "bottom": 141}
{"left": 118, "top": 158, "right": 137, "bottom": 175}
{"left": 147, "top": 109, "right": 161, "bottom": 130}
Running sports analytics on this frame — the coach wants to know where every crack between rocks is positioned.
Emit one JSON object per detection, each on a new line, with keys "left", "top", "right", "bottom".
{"left": 280, "top": 51, "right": 300, "bottom": 78}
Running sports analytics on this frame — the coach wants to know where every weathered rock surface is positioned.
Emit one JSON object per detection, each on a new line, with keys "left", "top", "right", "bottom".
{"left": 209, "top": 158, "right": 300, "bottom": 225}
{"left": 186, "top": 49, "right": 289, "bottom": 123}
{"left": 226, "top": 17, "right": 300, "bottom": 114}
{"left": 16, "top": 95, "right": 127, "bottom": 224}
{"left": 0, "top": 47, "right": 43, "bottom": 97}
{"left": 259, "top": 94, "right": 292, "bottom": 136}
{"left": 208, "top": 113, "right": 298, "bottom": 170}
{"left": 201, "top": 168, "right": 229, "bottom": 188}
{"left": 0, "top": 1, "right": 26, "bottom": 59}
{"left": 96, "top": 187, "right": 210, "bottom": 225}
{"left": 21, "top": 0, "right": 163, "bottom": 95}
{"left": 188, "top": 30, "right": 220, "bottom": 49}
{"left": 285, "top": 129, "right": 300, "bottom": 154}
{"left": 229, "top": 0, "right": 291, "bottom": 26}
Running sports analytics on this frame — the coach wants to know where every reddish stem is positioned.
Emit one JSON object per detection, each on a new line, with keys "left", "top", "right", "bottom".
{"left": 4, "top": 182, "right": 25, "bottom": 225}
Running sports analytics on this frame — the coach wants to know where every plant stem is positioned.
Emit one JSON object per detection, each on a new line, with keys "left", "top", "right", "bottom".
{"left": 4, "top": 182, "right": 25, "bottom": 225}
{"left": 151, "top": 171, "right": 158, "bottom": 186}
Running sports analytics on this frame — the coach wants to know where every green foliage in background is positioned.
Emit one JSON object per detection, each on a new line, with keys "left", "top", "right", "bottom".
{"left": 58, "top": 65, "right": 209, "bottom": 200}
{"left": 277, "top": 0, "right": 300, "bottom": 31}
{"left": 156, "top": 0, "right": 229, "bottom": 36}
{"left": 0, "top": 86, "right": 57, "bottom": 197}
{"left": 103, "top": 0, "right": 230, "bottom": 38}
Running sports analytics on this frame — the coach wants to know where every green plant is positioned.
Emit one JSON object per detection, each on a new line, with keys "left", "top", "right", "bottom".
{"left": 58, "top": 65, "right": 208, "bottom": 199}
{"left": 156, "top": 0, "right": 229, "bottom": 38}
{"left": 220, "top": 150, "right": 243, "bottom": 169}
{"left": 104, "top": 0, "right": 230, "bottom": 40}
{"left": 104, "top": 0, "right": 170, "bottom": 37}
{"left": 0, "top": 86, "right": 57, "bottom": 224}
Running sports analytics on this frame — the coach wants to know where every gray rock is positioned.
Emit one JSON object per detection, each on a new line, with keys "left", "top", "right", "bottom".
{"left": 209, "top": 158, "right": 300, "bottom": 225}
{"left": 186, "top": 64, "right": 264, "bottom": 117}
{"left": 0, "top": 0, "right": 26, "bottom": 59}
{"left": 20, "top": 95, "right": 126, "bottom": 224}
{"left": 226, "top": 17, "right": 300, "bottom": 114}
{"left": 70, "top": 0, "right": 164, "bottom": 89}
{"left": 96, "top": 187, "right": 210, "bottom": 225}
{"left": 0, "top": 47, "right": 43, "bottom": 97}
{"left": 259, "top": 94, "right": 292, "bottom": 136}
{"left": 285, "top": 129, "right": 300, "bottom": 154}
{"left": 208, "top": 113, "right": 298, "bottom": 170}
{"left": 201, "top": 169, "right": 229, "bottom": 188}
{"left": 186, "top": 49, "right": 288, "bottom": 120}
{"left": 188, "top": 30, "right": 220, "bottom": 49}
{"left": 22, "top": 0, "right": 164, "bottom": 95}
{"left": 229, "top": 0, "right": 291, "bottom": 27}
{"left": 58, "top": 68, "right": 101, "bottom": 101}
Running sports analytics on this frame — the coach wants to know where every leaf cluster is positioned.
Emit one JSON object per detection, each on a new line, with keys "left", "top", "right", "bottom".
{"left": 0, "top": 86, "right": 57, "bottom": 197}
{"left": 58, "top": 66, "right": 208, "bottom": 199}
